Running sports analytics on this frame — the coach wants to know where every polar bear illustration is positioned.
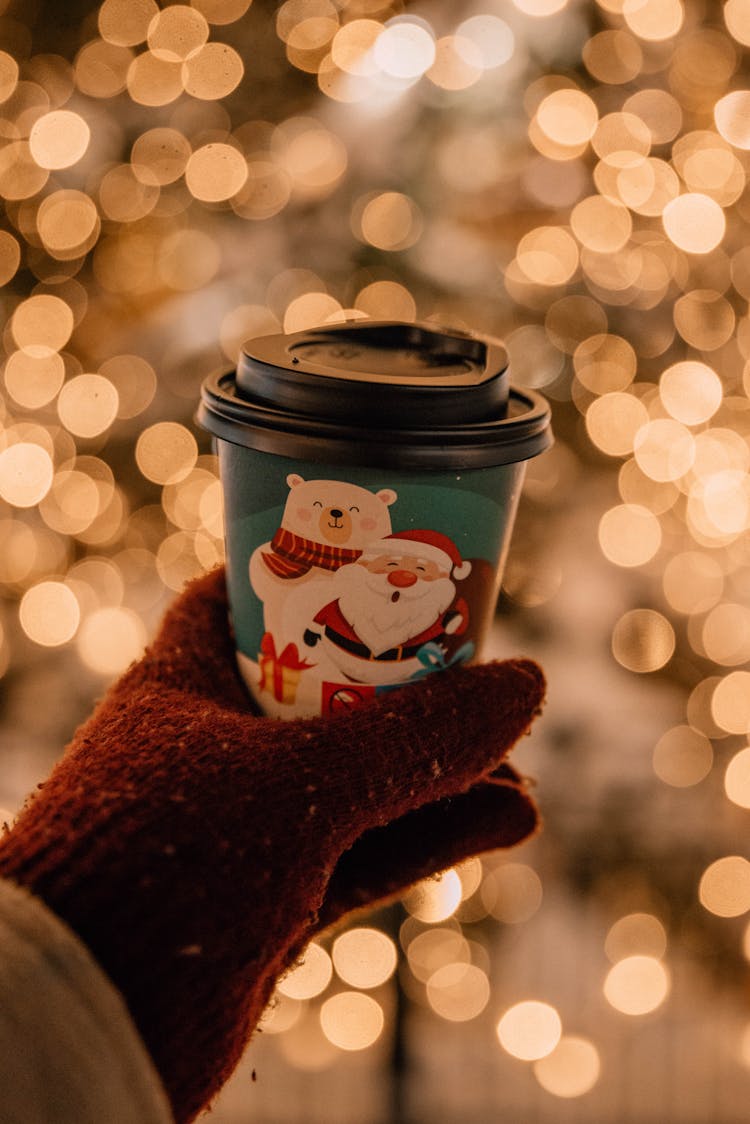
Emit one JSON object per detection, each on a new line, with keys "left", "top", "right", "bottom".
{"left": 249, "top": 474, "right": 397, "bottom": 650}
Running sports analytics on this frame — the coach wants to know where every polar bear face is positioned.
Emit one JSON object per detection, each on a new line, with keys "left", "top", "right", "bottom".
{"left": 283, "top": 474, "right": 397, "bottom": 547}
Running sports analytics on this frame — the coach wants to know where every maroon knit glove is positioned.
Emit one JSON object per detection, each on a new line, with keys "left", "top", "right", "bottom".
{"left": 0, "top": 568, "right": 544, "bottom": 1124}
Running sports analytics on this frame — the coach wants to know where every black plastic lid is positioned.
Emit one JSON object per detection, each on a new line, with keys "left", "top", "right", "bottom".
{"left": 236, "top": 320, "right": 509, "bottom": 427}
{"left": 198, "top": 320, "right": 552, "bottom": 470}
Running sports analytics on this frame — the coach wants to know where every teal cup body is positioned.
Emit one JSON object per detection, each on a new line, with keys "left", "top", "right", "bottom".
{"left": 198, "top": 320, "right": 552, "bottom": 718}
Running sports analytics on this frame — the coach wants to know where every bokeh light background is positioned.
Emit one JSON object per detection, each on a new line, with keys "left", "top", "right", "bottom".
{"left": 1, "top": 0, "right": 750, "bottom": 1119}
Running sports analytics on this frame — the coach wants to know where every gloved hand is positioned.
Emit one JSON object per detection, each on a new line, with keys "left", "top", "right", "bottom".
{"left": 0, "top": 567, "right": 545, "bottom": 1124}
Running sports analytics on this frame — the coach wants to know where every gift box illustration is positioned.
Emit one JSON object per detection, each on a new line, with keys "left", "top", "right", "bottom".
{"left": 257, "top": 632, "right": 314, "bottom": 706}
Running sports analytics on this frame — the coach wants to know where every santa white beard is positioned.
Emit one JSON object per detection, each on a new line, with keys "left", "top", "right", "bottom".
{"left": 334, "top": 563, "right": 456, "bottom": 657}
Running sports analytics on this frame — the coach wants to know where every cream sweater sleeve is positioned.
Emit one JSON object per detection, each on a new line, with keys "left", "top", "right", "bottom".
{"left": 0, "top": 878, "right": 173, "bottom": 1124}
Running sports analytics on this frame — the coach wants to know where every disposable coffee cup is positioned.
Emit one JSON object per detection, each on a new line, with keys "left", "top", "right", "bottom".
{"left": 198, "top": 320, "right": 552, "bottom": 718}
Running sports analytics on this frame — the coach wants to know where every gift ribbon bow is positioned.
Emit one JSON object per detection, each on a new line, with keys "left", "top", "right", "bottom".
{"left": 376, "top": 640, "right": 475, "bottom": 695}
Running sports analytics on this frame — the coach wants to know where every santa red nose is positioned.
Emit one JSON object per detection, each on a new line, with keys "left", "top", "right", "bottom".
{"left": 387, "top": 569, "right": 418, "bottom": 588}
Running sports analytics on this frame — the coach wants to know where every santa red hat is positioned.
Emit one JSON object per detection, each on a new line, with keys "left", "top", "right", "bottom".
{"left": 362, "top": 529, "right": 472, "bottom": 580}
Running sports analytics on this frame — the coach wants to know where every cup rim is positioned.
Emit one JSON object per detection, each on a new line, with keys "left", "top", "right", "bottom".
{"left": 198, "top": 367, "right": 553, "bottom": 470}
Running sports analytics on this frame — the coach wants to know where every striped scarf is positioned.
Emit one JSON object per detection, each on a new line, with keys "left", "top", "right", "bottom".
{"left": 261, "top": 527, "right": 362, "bottom": 579}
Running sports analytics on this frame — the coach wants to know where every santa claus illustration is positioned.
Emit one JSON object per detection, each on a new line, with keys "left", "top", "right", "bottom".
{"left": 302, "top": 529, "right": 471, "bottom": 686}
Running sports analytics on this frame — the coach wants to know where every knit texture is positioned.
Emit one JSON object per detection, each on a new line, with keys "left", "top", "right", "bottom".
{"left": 0, "top": 568, "right": 544, "bottom": 1124}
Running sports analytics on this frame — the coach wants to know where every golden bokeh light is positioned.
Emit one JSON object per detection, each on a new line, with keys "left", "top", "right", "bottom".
{"left": 74, "top": 39, "right": 133, "bottom": 98}
{"left": 536, "top": 89, "right": 598, "bottom": 147}
{"left": 516, "top": 226, "right": 578, "bottom": 287}
{"left": 277, "top": 942, "right": 333, "bottom": 1000}
{"left": 147, "top": 5, "right": 209, "bottom": 61}
{"left": 598, "top": 503, "right": 661, "bottom": 567}
{"left": 403, "top": 869, "right": 463, "bottom": 923}
{"left": 426, "top": 963, "right": 490, "bottom": 1022}
{"left": 699, "top": 856, "right": 750, "bottom": 917}
{"left": 274, "top": 121, "right": 347, "bottom": 198}
{"left": 711, "top": 671, "right": 750, "bottom": 734}
{"left": 182, "top": 42, "right": 244, "bottom": 99}
{"left": 496, "top": 1000, "right": 562, "bottom": 1061}
{"left": 0, "top": 50, "right": 19, "bottom": 102}
{"left": 76, "top": 606, "right": 147, "bottom": 675}
{"left": 513, "top": 0, "right": 568, "bottom": 17}
{"left": 36, "top": 190, "right": 101, "bottom": 260}
{"left": 19, "top": 581, "right": 80, "bottom": 647}
{"left": 57, "top": 374, "right": 119, "bottom": 439}
{"left": 571, "top": 195, "right": 632, "bottom": 253}
{"left": 190, "top": 0, "right": 252, "bottom": 24}
{"left": 480, "top": 862, "right": 543, "bottom": 924}
{"left": 0, "top": 442, "right": 54, "bottom": 508}
{"left": 330, "top": 19, "right": 381, "bottom": 77}
{"left": 585, "top": 392, "right": 648, "bottom": 457}
{"left": 456, "top": 15, "right": 514, "bottom": 69}
{"left": 185, "top": 142, "right": 247, "bottom": 202}
{"left": 99, "top": 163, "right": 160, "bottom": 222}
{"left": 4, "top": 351, "right": 65, "bottom": 410}
{"left": 618, "top": 459, "right": 678, "bottom": 515}
{"left": 29, "top": 110, "right": 90, "bottom": 170}
{"left": 678, "top": 143, "right": 744, "bottom": 209}
{"left": 135, "top": 422, "right": 198, "bottom": 485}
{"left": 724, "top": 747, "right": 750, "bottom": 809}
{"left": 126, "top": 51, "right": 184, "bottom": 106}
{"left": 404, "top": 926, "right": 470, "bottom": 984}
{"left": 456, "top": 857, "right": 484, "bottom": 901}
{"left": 605, "top": 913, "right": 667, "bottom": 962}
{"left": 11, "top": 295, "right": 74, "bottom": 356}
{"left": 357, "top": 191, "right": 421, "bottom": 252}
{"left": 725, "top": 0, "right": 750, "bottom": 47}
{"left": 533, "top": 1036, "right": 601, "bottom": 1098}
{"left": 653, "top": 725, "right": 713, "bottom": 787}
{"left": 373, "top": 20, "right": 436, "bottom": 79}
{"left": 574, "top": 334, "right": 636, "bottom": 395}
{"left": 662, "top": 194, "right": 726, "bottom": 254}
{"left": 40, "top": 469, "right": 102, "bottom": 536}
{"left": 425, "top": 36, "right": 481, "bottom": 92}
{"left": 319, "top": 992, "right": 384, "bottom": 1051}
{"left": 583, "top": 29, "right": 642, "bottom": 84}
{"left": 131, "top": 127, "right": 192, "bottom": 184}
{"left": 162, "top": 467, "right": 219, "bottom": 533}
{"left": 623, "top": 88, "right": 682, "bottom": 143}
{"left": 633, "top": 419, "right": 695, "bottom": 482}
{"left": 157, "top": 530, "right": 216, "bottom": 590}
{"left": 592, "top": 112, "right": 651, "bottom": 167}
{"left": 622, "top": 0, "right": 684, "bottom": 41}
{"left": 0, "top": 230, "right": 20, "bottom": 285}
{"left": 99, "top": 0, "right": 159, "bottom": 46}
{"left": 603, "top": 955, "right": 670, "bottom": 1015}
{"left": 714, "top": 90, "right": 750, "bottom": 149}
{"left": 612, "top": 608, "right": 675, "bottom": 673}
{"left": 702, "top": 603, "right": 750, "bottom": 666}
{"left": 689, "top": 469, "right": 750, "bottom": 540}
{"left": 331, "top": 928, "right": 397, "bottom": 990}
{"left": 354, "top": 281, "right": 416, "bottom": 322}
{"left": 283, "top": 292, "right": 343, "bottom": 333}
{"left": 99, "top": 355, "right": 157, "bottom": 419}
